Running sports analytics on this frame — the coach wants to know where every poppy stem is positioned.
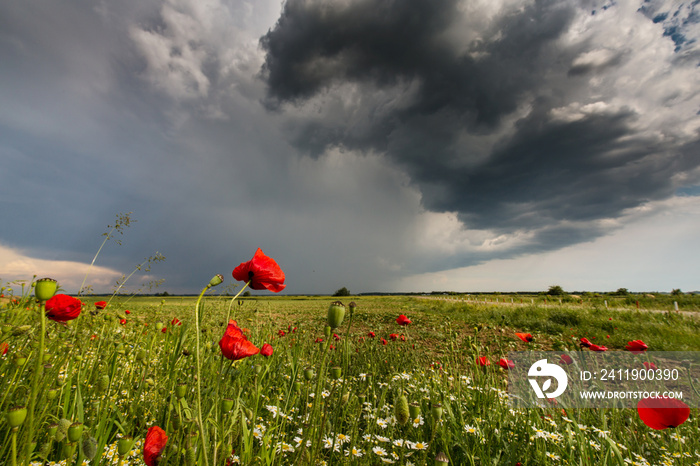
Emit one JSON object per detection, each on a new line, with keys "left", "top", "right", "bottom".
{"left": 194, "top": 283, "right": 213, "bottom": 466}
{"left": 25, "top": 299, "right": 46, "bottom": 464}
{"left": 225, "top": 281, "right": 251, "bottom": 324}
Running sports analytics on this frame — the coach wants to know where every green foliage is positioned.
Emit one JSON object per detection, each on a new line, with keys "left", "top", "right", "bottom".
{"left": 332, "top": 286, "right": 351, "bottom": 296}
{"left": 547, "top": 285, "right": 565, "bottom": 296}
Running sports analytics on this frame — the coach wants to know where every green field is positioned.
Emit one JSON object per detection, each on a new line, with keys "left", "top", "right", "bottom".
{"left": 1, "top": 291, "right": 699, "bottom": 465}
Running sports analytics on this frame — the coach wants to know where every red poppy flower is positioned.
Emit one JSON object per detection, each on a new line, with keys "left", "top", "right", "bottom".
{"left": 637, "top": 397, "right": 690, "bottom": 430}
{"left": 143, "top": 426, "right": 168, "bottom": 466}
{"left": 161, "top": 327, "right": 167, "bottom": 334}
{"left": 333, "top": 333, "right": 341, "bottom": 341}
{"left": 389, "top": 333, "right": 399, "bottom": 341}
{"left": 0, "top": 342, "right": 8, "bottom": 356}
{"left": 498, "top": 358, "right": 514, "bottom": 369}
{"left": 396, "top": 314, "right": 412, "bottom": 326}
{"left": 400, "top": 334, "right": 406, "bottom": 342}
{"left": 381, "top": 338, "right": 388, "bottom": 345}
{"left": 477, "top": 356, "right": 490, "bottom": 366}
{"left": 625, "top": 340, "right": 648, "bottom": 354}
{"left": 232, "top": 248, "right": 286, "bottom": 292}
{"left": 559, "top": 354, "right": 574, "bottom": 365}
{"left": 579, "top": 337, "right": 592, "bottom": 348}
{"left": 278, "top": 330, "right": 286, "bottom": 337}
{"left": 45, "top": 294, "right": 82, "bottom": 322}
{"left": 171, "top": 318, "right": 182, "bottom": 326}
{"left": 589, "top": 344, "right": 608, "bottom": 352}
{"left": 260, "top": 343, "right": 274, "bottom": 357}
{"left": 643, "top": 361, "right": 658, "bottom": 370}
{"left": 125, "top": 310, "right": 131, "bottom": 315}
{"left": 314, "top": 337, "right": 324, "bottom": 343}
{"left": 95, "top": 301, "right": 107, "bottom": 310}
{"left": 219, "top": 320, "right": 259, "bottom": 361}
{"left": 368, "top": 331, "right": 375, "bottom": 338}
{"left": 515, "top": 333, "right": 533, "bottom": 343}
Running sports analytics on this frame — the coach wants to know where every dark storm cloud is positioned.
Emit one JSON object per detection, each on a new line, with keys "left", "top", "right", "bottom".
{"left": 260, "top": 0, "right": 700, "bottom": 253}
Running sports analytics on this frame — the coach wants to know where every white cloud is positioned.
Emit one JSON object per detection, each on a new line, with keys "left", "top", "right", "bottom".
{"left": 392, "top": 195, "right": 700, "bottom": 292}
{"left": 0, "top": 243, "right": 123, "bottom": 294}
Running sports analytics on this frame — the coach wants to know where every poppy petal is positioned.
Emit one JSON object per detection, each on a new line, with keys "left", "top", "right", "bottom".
{"left": 637, "top": 397, "right": 690, "bottom": 430}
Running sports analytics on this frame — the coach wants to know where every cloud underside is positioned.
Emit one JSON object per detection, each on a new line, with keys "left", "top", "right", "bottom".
{"left": 259, "top": 0, "right": 700, "bottom": 260}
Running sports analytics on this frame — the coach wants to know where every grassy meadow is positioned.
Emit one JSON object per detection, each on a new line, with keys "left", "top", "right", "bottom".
{"left": 1, "top": 290, "right": 699, "bottom": 465}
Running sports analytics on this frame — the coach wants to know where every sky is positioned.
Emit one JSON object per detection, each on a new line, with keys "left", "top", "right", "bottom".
{"left": 1, "top": 0, "right": 699, "bottom": 295}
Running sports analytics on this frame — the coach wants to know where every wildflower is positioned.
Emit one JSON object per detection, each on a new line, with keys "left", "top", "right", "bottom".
{"left": 95, "top": 301, "right": 107, "bottom": 310}
{"left": 219, "top": 320, "right": 259, "bottom": 361}
{"left": 278, "top": 330, "right": 286, "bottom": 337}
{"left": 381, "top": 338, "right": 388, "bottom": 345}
{"left": 411, "top": 441, "right": 429, "bottom": 450}
{"left": 161, "top": 327, "right": 167, "bottom": 333}
{"left": 637, "top": 397, "right": 690, "bottom": 430}
{"left": 45, "top": 294, "right": 82, "bottom": 322}
{"left": 498, "top": 358, "right": 514, "bottom": 369}
{"left": 368, "top": 331, "right": 376, "bottom": 338}
{"left": 464, "top": 425, "right": 477, "bottom": 434}
{"left": 171, "top": 318, "right": 182, "bottom": 326}
{"left": 396, "top": 314, "right": 412, "bottom": 326}
{"left": 389, "top": 333, "right": 399, "bottom": 341}
{"left": 643, "top": 361, "right": 658, "bottom": 370}
{"left": 345, "top": 446, "right": 364, "bottom": 457}
{"left": 515, "top": 332, "right": 533, "bottom": 343}
{"left": 260, "top": 343, "right": 274, "bottom": 357}
{"left": 125, "top": 309, "right": 131, "bottom": 315}
{"left": 477, "top": 356, "right": 490, "bottom": 366}
{"left": 373, "top": 446, "right": 387, "bottom": 456}
{"left": 232, "top": 248, "right": 286, "bottom": 292}
{"left": 143, "top": 426, "right": 168, "bottom": 466}
{"left": 120, "top": 319, "right": 127, "bottom": 325}
{"left": 625, "top": 340, "right": 648, "bottom": 354}
{"left": 579, "top": 337, "right": 592, "bottom": 348}
{"left": 1, "top": 342, "right": 8, "bottom": 356}
{"left": 315, "top": 337, "right": 324, "bottom": 343}
{"left": 589, "top": 344, "right": 608, "bottom": 352}
{"left": 558, "top": 354, "right": 574, "bottom": 365}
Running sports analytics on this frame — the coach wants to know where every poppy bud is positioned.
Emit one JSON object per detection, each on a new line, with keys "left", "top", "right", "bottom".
{"left": 409, "top": 402, "right": 421, "bottom": 419}
{"left": 155, "top": 322, "right": 164, "bottom": 331}
{"left": 34, "top": 278, "right": 58, "bottom": 301}
{"left": 253, "top": 364, "right": 262, "bottom": 374}
{"left": 7, "top": 406, "right": 27, "bottom": 428}
{"left": 117, "top": 437, "right": 134, "bottom": 456}
{"left": 435, "top": 451, "right": 450, "bottom": 464}
{"left": 330, "top": 366, "right": 342, "bottom": 379}
{"left": 175, "top": 383, "right": 187, "bottom": 399}
{"left": 82, "top": 436, "right": 98, "bottom": 460}
{"left": 222, "top": 398, "right": 234, "bottom": 412}
{"left": 98, "top": 375, "right": 110, "bottom": 393}
{"left": 67, "top": 422, "right": 83, "bottom": 443}
{"left": 47, "top": 388, "right": 58, "bottom": 400}
{"left": 14, "top": 355, "right": 27, "bottom": 367}
{"left": 209, "top": 274, "right": 224, "bottom": 287}
{"left": 395, "top": 395, "right": 410, "bottom": 426}
{"left": 431, "top": 402, "right": 443, "bottom": 421}
{"left": 327, "top": 301, "right": 346, "bottom": 329}
{"left": 136, "top": 349, "right": 148, "bottom": 362}
{"left": 186, "top": 447, "right": 196, "bottom": 466}
{"left": 12, "top": 325, "right": 32, "bottom": 336}
{"left": 304, "top": 368, "right": 314, "bottom": 381}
